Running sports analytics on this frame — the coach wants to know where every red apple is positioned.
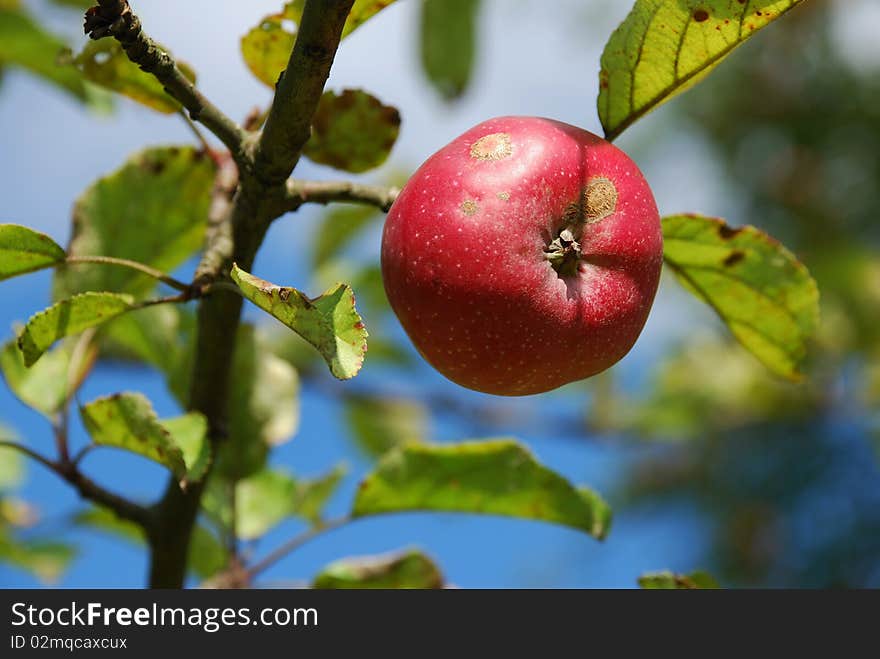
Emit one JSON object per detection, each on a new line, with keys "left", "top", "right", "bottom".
{"left": 381, "top": 116, "right": 662, "bottom": 395}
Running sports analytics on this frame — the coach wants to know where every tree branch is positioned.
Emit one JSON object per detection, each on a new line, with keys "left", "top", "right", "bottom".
{"left": 0, "top": 440, "right": 152, "bottom": 527}
{"left": 252, "top": 0, "right": 356, "bottom": 187}
{"left": 283, "top": 179, "right": 400, "bottom": 213}
{"left": 143, "top": 0, "right": 356, "bottom": 588}
{"left": 84, "top": 1, "right": 248, "bottom": 165}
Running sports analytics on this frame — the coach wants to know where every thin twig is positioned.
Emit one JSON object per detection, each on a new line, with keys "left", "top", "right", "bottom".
{"left": 84, "top": 1, "right": 248, "bottom": 165}
{"left": 70, "top": 443, "right": 97, "bottom": 467}
{"left": 0, "top": 440, "right": 152, "bottom": 527}
{"left": 0, "top": 440, "right": 59, "bottom": 473}
{"left": 247, "top": 516, "right": 353, "bottom": 579}
{"left": 132, "top": 291, "right": 193, "bottom": 309}
{"left": 178, "top": 109, "right": 222, "bottom": 165}
{"left": 65, "top": 255, "right": 190, "bottom": 292}
{"left": 283, "top": 179, "right": 400, "bottom": 213}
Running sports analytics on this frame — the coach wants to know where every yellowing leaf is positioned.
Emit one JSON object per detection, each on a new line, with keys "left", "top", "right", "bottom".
{"left": 17, "top": 292, "right": 135, "bottom": 367}
{"left": 80, "top": 392, "right": 186, "bottom": 479}
{"left": 638, "top": 570, "right": 720, "bottom": 589}
{"left": 662, "top": 214, "right": 819, "bottom": 380}
{"left": 598, "top": 0, "right": 805, "bottom": 140}
{"left": 0, "top": 224, "right": 65, "bottom": 281}
{"left": 72, "top": 40, "right": 197, "bottom": 114}
{"left": 313, "top": 549, "right": 443, "bottom": 589}
{"left": 303, "top": 89, "right": 400, "bottom": 173}
{"left": 80, "top": 393, "right": 210, "bottom": 485}
{"left": 230, "top": 265, "right": 368, "bottom": 380}
{"left": 241, "top": 0, "right": 396, "bottom": 87}
{"left": 353, "top": 439, "right": 612, "bottom": 539}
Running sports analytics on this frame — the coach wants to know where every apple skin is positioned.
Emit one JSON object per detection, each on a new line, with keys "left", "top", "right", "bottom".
{"left": 381, "top": 116, "right": 662, "bottom": 396}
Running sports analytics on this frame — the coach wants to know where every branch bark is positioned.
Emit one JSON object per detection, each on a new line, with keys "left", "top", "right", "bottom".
{"left": 140, "top": 0, "right": 356, "bottom": 588}
{"left": 284, "top": 179, "right": 400, "bottom": 213}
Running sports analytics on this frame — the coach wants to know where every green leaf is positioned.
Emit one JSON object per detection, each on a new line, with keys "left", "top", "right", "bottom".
{"left": 230, "top": 265, "right": 368, "bottom": 380}
{"left": 0, "top": 531, "right": 76, "bottom": 583}
{"left": 598, "top": 0, "right": 805, "bottom": 140}
{"left": 353, "top": 439, "right": 612, "bottom": 539}
{"left": 0, "top": 428, "right": 24, "bottom": 491}
{"left": 345, "top": 394, "right": 427, "bottom": 459}
{"left": 234, "top": 469, "right": 294, "bottom": 540}
{"left": 71, "top": 40, "right": 196, "bottom": 114}
{"left": 49, "top": 0, "right": 93, "bottom": 8}
{"left": 638, "top": 570, "right": 720, "bottom": 589}
{"left": 420, "top": 0, "right": 479, "bottom": 100}
{"left": 290, "top": 463, "right": 347, "bottom": 524}
{"left": 662, "top": 214, "right": 819, "bottom": 381}
{"left": 17, "top": 292, "right": 135, "bottom": 367}
{"left": 241, "top": 0, "right": 396, "bottom": 87}
{"left": 79, "top": 392, "right": 188, "bottom": 482}
{"left": 313, "top": 548, "right": 444, "bottom": 589}
{"left": 0, "top": 224, "right": 66, "bottom": 281}
{"left": 55, "top": 146, "right": 216, "bottom": 298}
{"left": 0, "top": 5, "right": 97, "bottom": 104}
{"left": 1, "top": 338, "right": 95, "bottom": 418}
{"left": 74, "top": 506, "right": 143, "bottom": 543}
{"left": 303, "top": 89, "right": 400, "bottom": 173}
{"left": 161, "top": 412, "right": 211, "bottom": 483}
{"left": 235, "top": 465, "right": 346, "bottom": 539}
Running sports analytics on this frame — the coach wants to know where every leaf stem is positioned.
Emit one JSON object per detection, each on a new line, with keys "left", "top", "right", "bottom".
{"left": 65, "top": 255, "right": 190, "bottom": 292}
{"left": 247, "top": 516, "right": 353, "bottom": 579}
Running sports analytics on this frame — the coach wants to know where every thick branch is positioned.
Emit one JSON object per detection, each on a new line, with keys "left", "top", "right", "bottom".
{"left": 133, "top": 0, "right": 355, "bottom": 587}
{"left": 84, "top": 1, "right": 248, "bottom": 164}
{"left": 252, "top": 0, "right": 356, "bottom": 187}
{"left": 284, "top": 179, "right": 400, "bottom": 213}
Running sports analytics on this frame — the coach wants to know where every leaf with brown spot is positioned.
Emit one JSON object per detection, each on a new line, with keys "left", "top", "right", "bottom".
{"left": 313, "top": 549, "right": 444, "bottom": 589}
{"left": 230, "top": 265, "right": 368, "bottom": 380}
{"left": 79, "top": 392, "right": 187, "bottom": 481}
{"left": 638, "top": 569, "right": 720, "bottom": 589}
{"left": 352, "top": 439, "right": 612, "bottom": 539}
{"left": 662, "top": 214, "right": 819, "bottom": 381}
{"left": 55, "top": 147, "right": 215, "bottom": 299}
{"left": 598, "top": 0, "right": 806, "bottom": 140}
{"left": 303, "top": 89, "right": 400, "bottom": 173}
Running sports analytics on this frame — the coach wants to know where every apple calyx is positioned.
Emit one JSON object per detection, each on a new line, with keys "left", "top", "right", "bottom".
{"left": 544, "top": 228, "right": 582, "bottom": 277}
{"left": 544, "top": 176, "right": 619, "bottom": 277}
